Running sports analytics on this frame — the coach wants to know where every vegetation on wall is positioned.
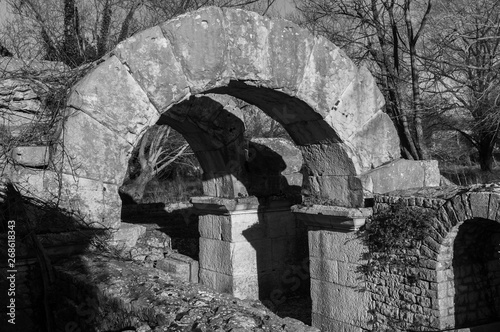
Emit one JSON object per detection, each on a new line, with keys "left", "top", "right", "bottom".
{"left": 358, "top": 202, "right": 435, "bottom": 282}
{"left": 357, "top": 202, "right": 438, "bottom": 331}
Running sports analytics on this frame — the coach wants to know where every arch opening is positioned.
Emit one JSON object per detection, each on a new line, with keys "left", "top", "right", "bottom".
{"left": 437, "top": 218, "right": 500, "bottom": 329}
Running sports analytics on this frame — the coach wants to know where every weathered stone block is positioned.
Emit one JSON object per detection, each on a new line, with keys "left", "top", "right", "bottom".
{"left": 199, "top": 268, "right": 233, "bottom": 294}
{"left": 488, "top": 194, "right": 500, "bottom": 221}
{"left": 312, "top": 313, "right": 364, "bottom": 332}
{"left": 110, "top": 223, "right": 146, "bottom": 248}
{"left": 360, "top": 159, "right": 440, "bottom": 197}
{"left": 67, "top": 55, "right": 160, "bottom": 145}
{"left": 231, "top": 240, "right": 258, "bottom": 275}
{"left": 300, "top": 143, "right": 357, "bottom": 176}
{"left": 56, "top": 109, "right": 131, "bottom": 184}
{"left": 311, "top": 278, "right": 370, "bottom": 328}
{"left": 284, "top": 120, "right": 341, "bottom": 145}
{"left": 266, "top": 18, "right": 315, "bottom": 96}
{"left": 114, "top": 26, "right": 190, "bottom": 110}
{"left": 223, "top": 9, "right": 315, "bottom": 98}
{"left": 199, "top": 238, "right": 233, "bottom": 274}
{"left": 304, "top": 174, "right": 364, "bottom": 207}
{"left": 161, "top": 7, "right": 229, "bottom": 93}
{"left": 348, "top": 110, "right": 400, "bottom": 172}
{"left": 337, "top": 261, "right": 363, "bottom": 288}
{"left": 198, "top": 214, "right": 227, "bottom": 240}
{"left": 202, "top": 172, "right": 247, "bottom": 198}
{"left": 469, "top": 192, "right": 490, "bottom": 220}
{"left": 11, "top": 146, "right": 50, "bottom": 167}
{"left": 222, "top": 9, "right": 273, "bottom": 83}
{"left": 200, "top": 267, "right": 259, "bottom": 300}
{"left": 40, "top": 171, "right": 122, "bottom": 229}
{"left": 156, "top": 254, "right": 199, "bottom": 283}
{"left": 309, "top": 257, "right": 338, "bottom": 284}
{"left": 308, "top": 230, "right": 367, "bottom": 263}
{"left": 452, "top": 195, "right": 469, "bottom": 221}
{"left": 232, "top": 273, "right": 259, "bottom": 300}
{"left": 297, "top": 35, "right": 358, "bottom": 124}
{"left": 324, "top": 66, "right": 384, "bottom": 142}
{"left": 225, "top": 212, "right": 262, "bottom": 242}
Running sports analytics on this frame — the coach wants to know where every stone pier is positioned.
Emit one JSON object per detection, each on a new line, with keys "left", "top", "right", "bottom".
{"left": 192, "top": 196, "right": 305, "bottom": 300}
{"left": 293, "top": 204, "right": 373, "bottom": 331}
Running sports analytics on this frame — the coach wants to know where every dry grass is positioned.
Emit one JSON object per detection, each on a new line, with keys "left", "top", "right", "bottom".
{"left": 440, "top": 164, "right": 500, "bottom": 186}
{"left": 141, "top": 176, "right": 203, "bottom": 204}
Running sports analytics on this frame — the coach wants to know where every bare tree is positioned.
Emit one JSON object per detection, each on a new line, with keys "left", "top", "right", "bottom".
{"left": 424, "top": 0, "right": 500, "bottom": 171}
{"left": 295, "top": 0, "right": 432, "bottom": 160}
{"left": 3, "top": 0, "right": 147, "bottom": 66}
{"left": 119, "top": 125, "right": 193, "bottom": 203}
{"left": 2, "top": 0, "right": 278, "bottom": 63}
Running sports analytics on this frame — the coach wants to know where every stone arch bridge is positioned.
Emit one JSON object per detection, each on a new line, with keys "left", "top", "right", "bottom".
{"left": 4, "top": 7, "right": 475, "bottom": 332}
{"left": 19, "top": 6, "right": 438, "bottom": 228}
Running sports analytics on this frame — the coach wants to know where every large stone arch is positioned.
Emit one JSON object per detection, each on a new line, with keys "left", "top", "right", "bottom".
{"left": 55, "top": 7, "right": 400, "bottom": 228}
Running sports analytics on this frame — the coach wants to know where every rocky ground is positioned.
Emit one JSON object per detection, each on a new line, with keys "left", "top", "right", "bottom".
{"left": 51, "top": 253, "right": 318, "bottom": 332}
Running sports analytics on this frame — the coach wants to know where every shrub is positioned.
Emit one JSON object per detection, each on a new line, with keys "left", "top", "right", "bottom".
{"left": 358, "top": 202, "right": 435, "bottom": 283}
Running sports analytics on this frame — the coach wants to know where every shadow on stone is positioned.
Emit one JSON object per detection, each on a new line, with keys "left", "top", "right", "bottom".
{"left": 0, "top": 181, "right": 109, "bottom": 332}
{"left": 452, "top": 219, "right": 500, "bottom": 329}
{"left": 240, "top": 142, "right": 311, "bottom": 325}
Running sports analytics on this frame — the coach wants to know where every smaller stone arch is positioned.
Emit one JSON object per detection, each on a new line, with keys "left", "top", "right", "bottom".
{"left": 370, "top": 186, "right": 500, "bottom": 331}
{"left": 434, "top": 190, "right": 500, "bottom": 330}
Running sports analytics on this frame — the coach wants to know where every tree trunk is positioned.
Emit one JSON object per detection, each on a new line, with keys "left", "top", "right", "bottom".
{"left": 97, "top": 0, "right": 112, "bottom": 57}
{"left": 478, "top": 136, "right": 495, "bottom": 172}
{"left": 63, "top": 0, "right": 83, "bottom": 66}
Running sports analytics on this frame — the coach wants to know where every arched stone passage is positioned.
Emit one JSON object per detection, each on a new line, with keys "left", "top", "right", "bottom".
{"left": 55, "top": 6, "right": 400, "bottom": 228}
{"left": 157, "top": 94, "right": 250, "bottom": 199}
{"left": 434, "top": 192, "right": 500, "bottom": 330}
{"left": 371, "top": 187, "right": 500, "bottom": 331}
{"left": 447, "top": 219, "right": 500, "bottom": 328}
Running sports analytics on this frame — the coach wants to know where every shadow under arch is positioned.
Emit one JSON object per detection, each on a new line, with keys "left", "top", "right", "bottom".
{"left": 435, "top": 215, "right": 500, "bottom": 330}
{"left": 450, "top": 218, "right": 500, "bottom": 329}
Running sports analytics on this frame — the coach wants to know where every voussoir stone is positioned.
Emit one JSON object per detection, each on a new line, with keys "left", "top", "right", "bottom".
{"left": 57, "top": 109, "right": 131, "bottom": 185}
{"left": 161, "top": 7, "right": 229, "bottom": 93}
{"left": 222, "top": 9, "right": 273, "bottom": 83}
{"left": 67, "top": 55, "right": 160, "bottom": 145}
{"left": 347, "top": 110, "right": 400, "bottom": 172}
{"left": 469, "top": 192, "right": 491, "bottom": 220}
{"left": 114, "top": 26, "right": 190, "bottom": 111}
